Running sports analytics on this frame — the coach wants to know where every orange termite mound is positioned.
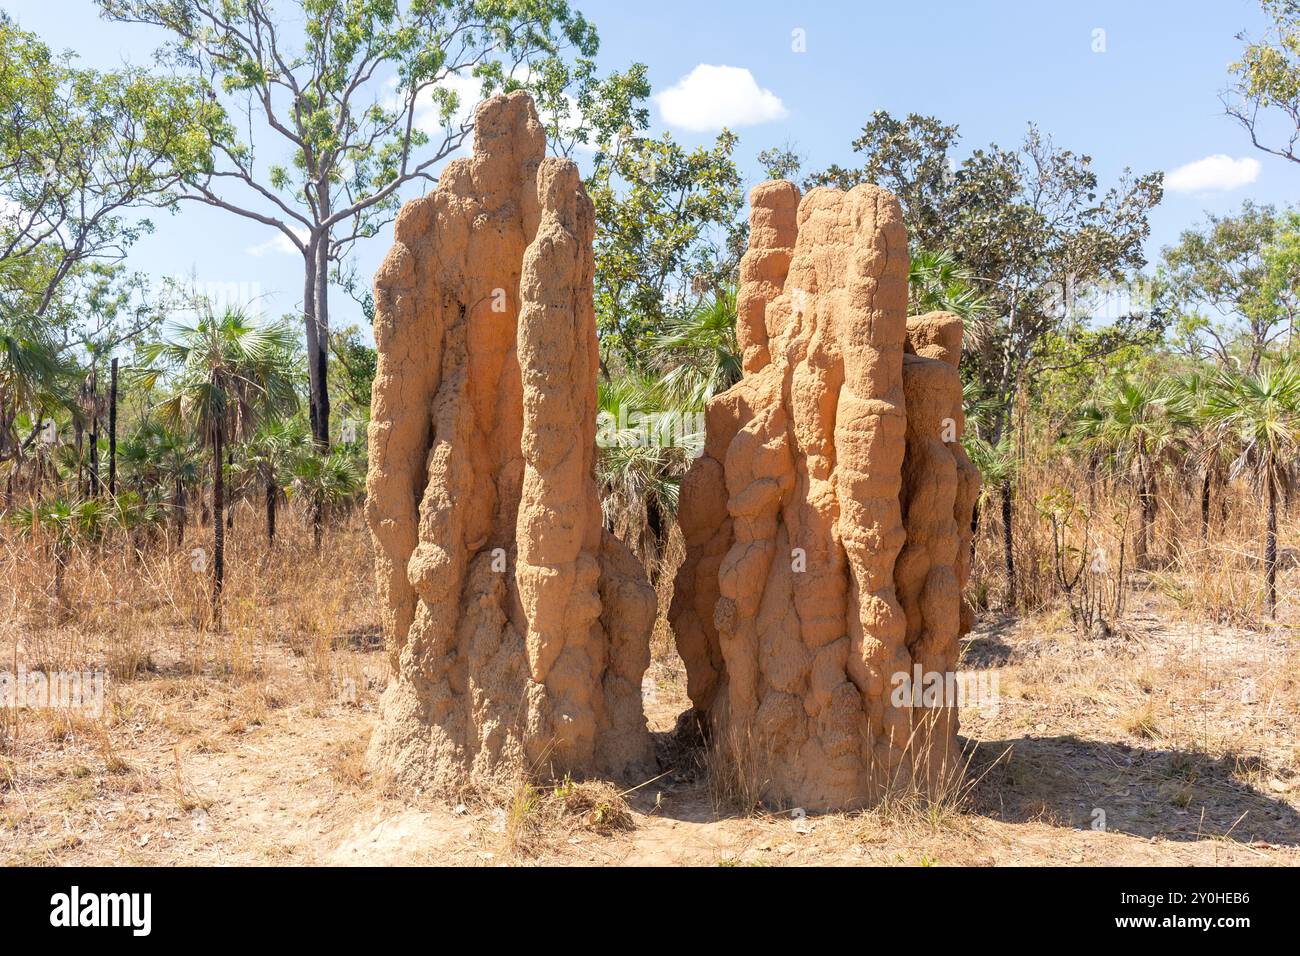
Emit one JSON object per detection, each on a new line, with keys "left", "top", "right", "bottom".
{"left": 669, "top": 180, "right": 980, "bottom": 810}
{"left": 365, "top": 92, "right": 655, "bottom": 791}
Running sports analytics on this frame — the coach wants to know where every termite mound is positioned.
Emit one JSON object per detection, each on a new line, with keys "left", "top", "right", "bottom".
{"left": 365, "top": 92, "right": 654, "bottom": 792}
{"left": 670, "top": 180, "right": 979, "bottom": 810}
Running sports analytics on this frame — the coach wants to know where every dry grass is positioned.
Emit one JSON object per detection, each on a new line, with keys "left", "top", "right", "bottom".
{"left": 495, "top": 775, "right": 636, "bottom": 860}
{"left": 1, "top": 482, "right": 1298, "bottom": 866}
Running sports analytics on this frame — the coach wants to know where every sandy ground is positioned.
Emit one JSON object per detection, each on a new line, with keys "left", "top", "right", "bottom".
{"left": 3, "top": 593, "right": 1296, "bottom": 867}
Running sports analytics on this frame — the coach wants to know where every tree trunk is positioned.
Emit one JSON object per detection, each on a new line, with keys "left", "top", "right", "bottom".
{"left": 1200, "top": 466, "right": 1212, "bottom": 543}
{"left": 265, "top": 474, "right": 277, "bottom": 549}
{"left": 225, "top": 450, "right": 235, "bottom": 530}
{"left": 313, "top": 199, "right": 332, "bottom": 448}
{"left": 1140, "top": 471, "right": 1158, "bottom": 566}
{"left": 88, "top": 366, "right": 99, "bottom": 496}
{"left": 1266, "top": 474, "right": 1278, "bottom": 620}
{"left": 75, "top": 418, "right": 83, "bottom": 497}
{"left": 174, "top": 479, "right": 186, "bottom": 548}
{"left": 212, "top": 424, "right": 225, "bottom": 629}
{"left": 1000, "top": 478, "right": 1016, "bottom": 609}
{"left": 303, "top": 236, "right": 325, "bottom": 446}
{"left": 108, "top": 358, "right": 118, "bottom": 496}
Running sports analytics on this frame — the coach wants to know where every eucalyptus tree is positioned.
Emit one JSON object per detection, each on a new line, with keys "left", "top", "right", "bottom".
{"left": 98, "top": 0, "right": 632, "bottom": 447}
{"left": 1225, "top": 0, "right": 1300, "bottom": 166}
{"left": 589, "top": 127, "right": 742, "bottom": 375}
{"left": 1160, "top": 203, "right": 1300, "bottom": 372}
{"left": 0, "top": 13, "right": 219, "bottom": 322}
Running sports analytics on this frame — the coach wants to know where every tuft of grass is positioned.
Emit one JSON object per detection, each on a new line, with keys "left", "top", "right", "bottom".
{"left": 326, "top": 732, "right": 370, "bottom": 790}
{"left": 491, "top": 773, "right": 636, "bottom": 860}
{"left": 1120, "top": 700, "right": 1161, "bottom": 740}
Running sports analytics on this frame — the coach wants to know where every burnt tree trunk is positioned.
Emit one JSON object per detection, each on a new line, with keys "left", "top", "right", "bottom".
{"left": 88, "top": 366, "right": 99, "bottom": 496}
{"left": 212, "top": 424, "right": 225, "bottom": 629}
{"left": 108, "top": 358, "right": 118, "bottom": 496}
{"left": 1000, "top": 478, "right": 1016, "bottom": 609}
{"left": 1266, "top": 475, "right": 1278, "bottom": 619}
{"left": 1200, "top": 466, "right": 1212, "bottom": 542}
{"left": 265, "top": 471, "right": 277, "bottom": 549}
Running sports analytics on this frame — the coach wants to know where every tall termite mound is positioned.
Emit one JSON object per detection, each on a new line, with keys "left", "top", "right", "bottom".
{"left": 670, "top": 180, "right": 979, "bottom": 810}
{"left": 365, "top": 91, "right": 655, "bottom": 792}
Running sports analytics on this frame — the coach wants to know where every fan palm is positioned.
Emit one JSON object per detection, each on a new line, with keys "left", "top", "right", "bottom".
{"left": 243, "top": 416, "right": 310, "bottom": 548}
{"left": 9, "top": 497, "right": 114, "bottom": 609}
{"left": 1167, "top": 371, "right": 1234, "bottom": 543}
{"left": 1201, "top": 361, "right": 1300, "bottom": 618}
{"left": 120, "top": 421, "right": 202, "bottom": 547}
{"left": 139, "top": 308, "right": 299, "bottom": 625}
{"left": 1069, "top": 377, "right": 1182, "bottom": 568}
{"left": 964, "top": 431, "right": 1017, "bottom": 605}
{"left": 289, "top": 445, "right": 364, "bottom": 551}
{"left": 0, "top": 315, "right": 73, "bottom": 464}
{"left": 596, "top": 375, "right": 700, "bottom": 578}
{"left": 908, "top": 249, "right": 992, "bottom": 346}
{"left": 648, "top": 286, "right": 742, "bottom": 408}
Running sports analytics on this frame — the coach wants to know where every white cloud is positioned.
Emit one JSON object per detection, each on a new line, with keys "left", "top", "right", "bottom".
{"left": 1165, "top": 154, "right": 1261, "bottom": 193}
{"left": 245, "top": 226, "right": 309, "bottom": 257}
{"left": 654, "top": 64, "right": 788, "bottom": 132}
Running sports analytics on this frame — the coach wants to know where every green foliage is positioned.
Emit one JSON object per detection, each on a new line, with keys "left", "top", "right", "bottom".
{"left": 1226, "top": 1, "right": 1300, "bottom": 165}
{"left": 595, "top": 374, "right": 698, "bottom": 564}
{"left": 908, "top": 249, "right": 992, "bottom": 336}
{"left": 809, "top": 110, "right": 1164, "bottom": 438}
{"left": 647, "top": 286, "right": 741, "bottom": 408}
{"left": 118, "top": 420, "right": 201, "bottom": 494}
{"left": 0, "top": 11, "right": 222, "bottom": 319}
{"left": 1067, "top": 376, "right": 1184, "bottom": 482}
{"left": 1160, "top": 202, "right": 1300, "bottom": 368}
{"left": 289, "top": 444, "right": 364, "bottom": 508}
{"left": 963, "top": 432, "right": 1015, "bottom": 510}
{"left": 589, "top": 127, "right": 743, "bottom": 372}
{"left": 240, "top": 415, "right": 311, "bottom": 494}
{"left": 139, "top": 308, "right": 300, "bottom": 448}
{"left": 7, "top": 493, "right": 161, "bottom": 544}
{"left": 328, "top": 325, "right": 377, "bottom": 426}
{"left": 756, "top": 142, "right": 802, "bottom": 181}
{"left": 1202, "top": 359, "right": 1300, "bottom": 494}
{"left": 0, "top": 315, "right": 75, "bottom": 459}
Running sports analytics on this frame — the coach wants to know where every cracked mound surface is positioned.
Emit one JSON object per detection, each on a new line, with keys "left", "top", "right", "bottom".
{"left": 670, "top": 181, "right": 979, "bottom": 810}
{"left": 365, "top": 92, "right": 654, "bottom": 792}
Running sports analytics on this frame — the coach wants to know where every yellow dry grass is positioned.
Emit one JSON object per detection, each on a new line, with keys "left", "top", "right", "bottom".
{"left": 0, "top": 483, "right": 1296, "bottom": 866}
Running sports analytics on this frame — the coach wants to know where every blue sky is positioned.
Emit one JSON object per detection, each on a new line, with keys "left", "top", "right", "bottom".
{"left": 2, "top": 0, "right": 1292, "bottom": 336}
